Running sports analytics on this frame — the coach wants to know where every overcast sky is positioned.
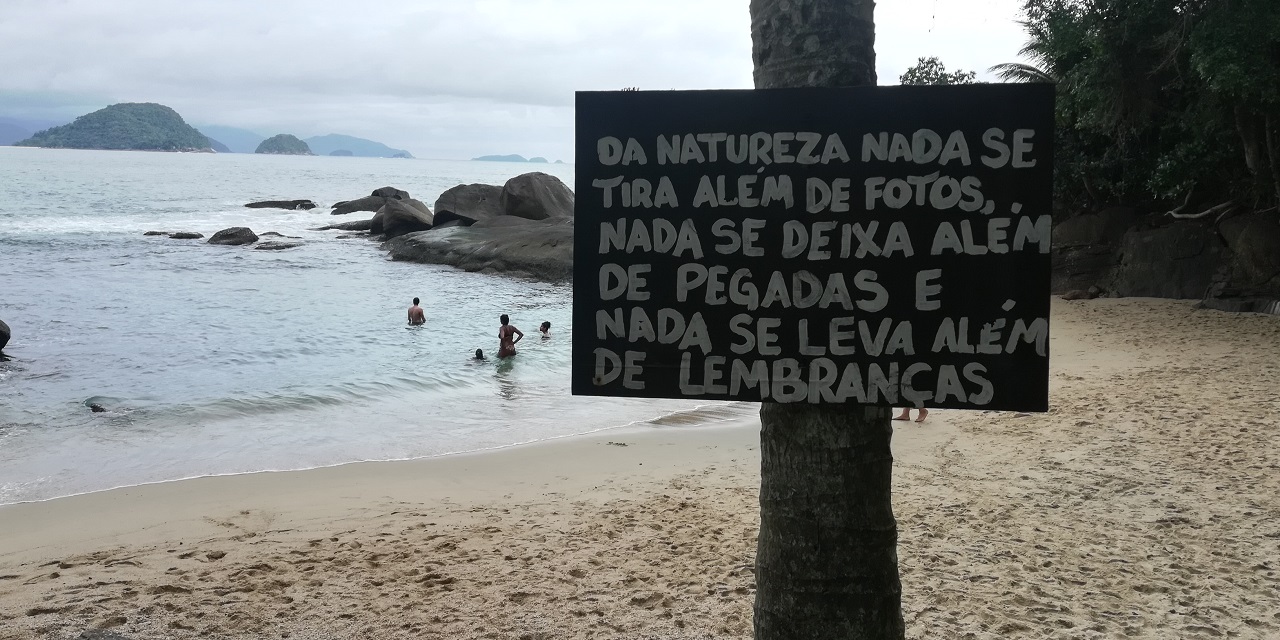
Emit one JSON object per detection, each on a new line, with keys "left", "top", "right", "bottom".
{"left": 0, "top": 0, "right": 1029, "bottom": 161}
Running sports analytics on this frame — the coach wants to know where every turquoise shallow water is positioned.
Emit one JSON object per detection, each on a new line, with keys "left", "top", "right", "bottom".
{"left": 0, "top": 147, "right": 751, "bottom": 504}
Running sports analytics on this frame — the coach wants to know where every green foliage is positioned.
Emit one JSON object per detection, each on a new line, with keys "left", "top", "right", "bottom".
{"left": 899, "top": 57, "right": 976, "bottom": 86}
{"left": 1010, "top": 0, "right": 1280, "bottom": 212}
{"left": 254, "top": 134, "right": 313, "bottom": 155}
{"left": 14, "top": 103, "right": 212, "bottom": 151}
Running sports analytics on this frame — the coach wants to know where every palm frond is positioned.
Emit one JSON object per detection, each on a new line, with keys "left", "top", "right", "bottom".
{"left": 988, "top": 62, "right": 1057, "bottom": 83}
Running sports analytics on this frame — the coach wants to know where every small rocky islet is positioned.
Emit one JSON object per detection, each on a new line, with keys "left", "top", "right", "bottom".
{"left": 142, "top": 171, "right": 575, "bottom": 281}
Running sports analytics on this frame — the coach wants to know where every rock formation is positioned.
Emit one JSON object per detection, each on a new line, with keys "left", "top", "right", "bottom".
{"left": 168, "top": 232, "right": 204, "bottom": 239}
{"left": 255, "top": 241, "right": 303, "bottom": 250}
{"left": 383, "top": 172, "right": 575, "bottom": 281}
{"left": 499, "top": 172, "right": 574, "bottom": 221}
{"left": 385, "top": 219, "right": 572, "bottom": 281}
{"left": 330, "top": 187, "right": 418, "bottom": 215}
{"left": 208, "top": 227, "right": 259, "bottom": 245}
{"left": 1051, "top": 206, "right": 1280, "bottom": 312}
{"left": 374, "top": 200, "right": 434, "bottom": 239}
{"left": 245, "top": 199, "right": 317, "bottom": 210}
{"left": 331, "top": 196, "right": 387, "bottom": 216}
{"left": 433, "top": 183, "right": 504, "bottom": 227}
{"left": 0, "top": 318, "right": 9, "bottom": 351}
{"left": 314, "top": 219, "right": 374, "bottom": 231}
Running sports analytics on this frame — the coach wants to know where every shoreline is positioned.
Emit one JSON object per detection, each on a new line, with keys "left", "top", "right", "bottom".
{"left": 0, "top": 401, "right": 756, "bottom": 509}
{"left": 2, "top": 298, "right": 1279, "bottom": 639}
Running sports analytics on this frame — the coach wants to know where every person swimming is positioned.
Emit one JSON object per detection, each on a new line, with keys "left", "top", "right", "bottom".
{"left": 539, "top": 321, "right": 551, "bottom": 338}
{"left": 474, "top": 348, "right": 486, "bottom": 360}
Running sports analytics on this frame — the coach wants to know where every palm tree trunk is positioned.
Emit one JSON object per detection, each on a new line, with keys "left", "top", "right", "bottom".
{"left": 1266, "top": 113, "right": 1280, "bottom": 207}
{"left": 749, "top": 1, "right": 905, "bottom": 639}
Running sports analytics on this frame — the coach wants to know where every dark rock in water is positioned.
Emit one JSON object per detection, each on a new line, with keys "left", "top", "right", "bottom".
{"left": 0, "top": 318, "right": 9, "bottom": 351}
{"left": 260, "top": 231, "right": 301, "bottom": 238}
{"left": 143, "top": 230, "right": 170, "bottom": 236}
{"left": 89, "top": 404, "right": 107, "bottom": 413}
{"left": 385, "top": 219, "right": 573, "bottom": 281}
{"left": 433, "top": 183, "right": 503, "bottom": 227}
{"left": 370, "top": 186, "right": 409, "bottom": 200}
{"left": 331, "top": 195, "right": 387, "bottom": 216}
{"left": 499, "top": 172, "right": 574, "bottom": 221}
{"left": 255, "top": 241, "right": 303, "bottom": 250}
{"left": 379, "top": 200, "right": 434, "bottom": 239}
{"left": 208, "top": 227, "right": 258, "bottom": 245}
{"left": 314, "top": 219, "right": 374, "bottom": 231}
{"left": 168, "top": 232, "right": 203, "bottom": 239}
{"left": 245, "top": 199, "right": 317, "bottom": 211}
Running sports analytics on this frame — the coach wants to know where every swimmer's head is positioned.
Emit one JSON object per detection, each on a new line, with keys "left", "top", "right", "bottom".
{"left": 474, "top": 349, "right": 484, "bottom": 359}
{"left": 540, "top": 321, "right": 551, "bottom": 331}
{"left": 500, "top": 314, "right": 509, "bottom": 325}
{"left": 413, "top": 297, "right": 420, "bottom": 305}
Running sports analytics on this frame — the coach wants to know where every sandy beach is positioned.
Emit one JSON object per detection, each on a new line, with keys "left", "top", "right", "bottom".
{"left": 2, "top": 297, "right": 1278, "bottom": 639}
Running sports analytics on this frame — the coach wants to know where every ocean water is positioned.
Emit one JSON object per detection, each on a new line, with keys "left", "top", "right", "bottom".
{"left": 0, "top": 147, "right": 752, "bottom": 505}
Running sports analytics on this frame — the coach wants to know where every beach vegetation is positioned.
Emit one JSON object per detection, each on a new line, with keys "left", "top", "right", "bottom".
{"left": 898, "top": 57, "right": 976, "bottom": 86}
{"left": 997, "top": 0, "right": 1280, "bottom": 215}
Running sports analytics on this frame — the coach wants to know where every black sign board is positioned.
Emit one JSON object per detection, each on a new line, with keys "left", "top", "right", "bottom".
{"left": 572, "top": 85, "right": 1053, "bottom": 411}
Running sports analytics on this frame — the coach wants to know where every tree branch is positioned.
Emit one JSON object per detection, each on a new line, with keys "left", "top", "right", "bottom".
{"left": 1166, "top": 187, "right": 1195, "bottom": 215}
{"left": 1168, "top": 200, "right": 1236, "bottom": 220}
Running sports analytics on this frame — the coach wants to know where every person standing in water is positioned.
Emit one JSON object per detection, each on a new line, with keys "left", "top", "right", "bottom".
{"left": 497, "top": 314, "right": 523, "bottom": 357}
{"left": 539, "top": 321, "right": 551, "bottom": 338}
{"left": 407, "top": 297, "right": 425, "bottom": 325}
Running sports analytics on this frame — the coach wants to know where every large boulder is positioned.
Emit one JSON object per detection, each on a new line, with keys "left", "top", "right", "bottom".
{"left": 208, "top": 227, "right": 259, "bottom": 245}
{"left": 499, "top": 172, "right": 574, "bottom": 221}
{"left": 1217, "top": 211, "right": 1280, "bottom": 295}
{"left": 404, "top": 197, "right": 432, "bottom": 216}
{"left": 0, "top": 318, "right": 9, "bottom": 351}
{"left": 331, "top": 195, "right": 388, "bottom": 216}
{"left": 245, "top": 199, "right": 316, "bottom": 210}
{"left": 1200, "top": 211, "right": 1280, "bottom": 312}
{"left": 384, "top": 218, "right": 573, "bottom": 281}
{"left": 378, "top": 200, "right": 435, "bottom": 238}
{"left": 1050, "top": 207, "right": 1138, "bottom": 294}
{"left": 1106, "top": 220, "right": 1225, "bottom": 298}
{"left": 433, "top": 183, "right": 504, "bottom": 226}
{"left": 370, "top": 186, "right": 410, "bottom": 200}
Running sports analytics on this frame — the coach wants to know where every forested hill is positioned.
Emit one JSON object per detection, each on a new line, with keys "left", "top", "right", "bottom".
{"left": 255, "top": 134, "right": 313, "bottom": 155}
{"left": 15, "top": 103, "right": 212, "bottom": 152}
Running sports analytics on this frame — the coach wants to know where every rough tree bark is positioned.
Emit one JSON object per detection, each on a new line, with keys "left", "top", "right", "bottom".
{"left": 749, "top": 2, "right": 905, "bottom": 639}
{"left": 1266, "top": 113, "right": 1280, "bottom": 207}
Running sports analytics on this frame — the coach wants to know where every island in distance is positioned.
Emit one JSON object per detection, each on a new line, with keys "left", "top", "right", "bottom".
{"left": 473, "top": 154, "right": 565, "bottom": 164}
{"left": 13, "top": 103, "right": 213, "bottom": 152}
{"left": 193, "top": 127, "right": 413, "bottom": 158}
{"left": 255, "top": 134, "right": 313, "bottom": 155}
